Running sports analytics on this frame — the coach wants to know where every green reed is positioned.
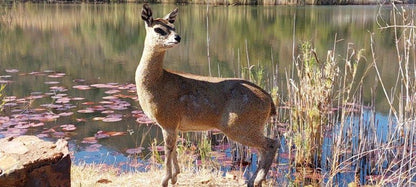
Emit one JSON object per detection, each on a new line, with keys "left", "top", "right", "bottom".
{"left": 0, "top": 84, "right": 6, "bottom": 111}
{"left": 286, "top": 42, "right": 338, "bottom": 169}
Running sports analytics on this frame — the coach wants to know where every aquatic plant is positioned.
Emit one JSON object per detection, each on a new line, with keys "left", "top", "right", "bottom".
{"left": 0, "top": 84, "right": 6, "bottom": 112}
{"left": 372, "top": 5, "right": 416, "bottom": 185}
{"left": 286, "top": 42, "right": 338, "bottom": 169}
{"left": 325, "top": 5, "right": 416, "bottom": 186}
{"left": 150, "top": 138, "right": 164, "bottom": 165}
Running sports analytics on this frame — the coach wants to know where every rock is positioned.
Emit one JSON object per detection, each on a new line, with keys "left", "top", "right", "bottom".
{"left": 0, "top": 136, "right": 70, "bottom": 187}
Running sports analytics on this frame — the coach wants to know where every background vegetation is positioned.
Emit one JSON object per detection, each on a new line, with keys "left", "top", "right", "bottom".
{"left": 1, "top": 0, "right": 415, "bottom": 5}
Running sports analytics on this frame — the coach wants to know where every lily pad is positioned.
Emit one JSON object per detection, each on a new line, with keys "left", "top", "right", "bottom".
{"left": 82, "top": 137, "right": 98, "bottom": 144}
{"left": 73, "top": 85, "right": 91, "bottom": 90}
{"left": 61, "top": 124, "right": 77, "bottom": 131}
{"left": 77, "top": 109, "right": 95, "bottom": 114}
{"left": 126, "top": 147, "right": 144, "bottom": 155}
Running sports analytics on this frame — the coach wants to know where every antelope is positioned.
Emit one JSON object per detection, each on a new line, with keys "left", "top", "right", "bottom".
{"left": 135, "top": 4, "right": 279, "bottom": 187}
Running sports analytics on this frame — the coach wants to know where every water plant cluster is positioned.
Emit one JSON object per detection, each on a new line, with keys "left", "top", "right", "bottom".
{"left": 279, "top": 5, "right": 416, "bottom": 185}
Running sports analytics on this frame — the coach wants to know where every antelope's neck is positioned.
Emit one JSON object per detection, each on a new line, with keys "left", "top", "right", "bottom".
{"left": 135, "top": 46, "right": 166, "bottom": 86}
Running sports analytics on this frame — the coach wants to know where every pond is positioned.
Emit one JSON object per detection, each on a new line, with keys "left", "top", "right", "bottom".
{"left": 0, "top": 2, "right": 408, "bottom": 185}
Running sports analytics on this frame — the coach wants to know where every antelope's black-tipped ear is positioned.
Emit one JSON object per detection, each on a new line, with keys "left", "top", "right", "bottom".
{"left": 164, "top": 7, "right": 178, "bottom": 24}
{"left": 141, "top": 4, "right": 153, "bottom": 25}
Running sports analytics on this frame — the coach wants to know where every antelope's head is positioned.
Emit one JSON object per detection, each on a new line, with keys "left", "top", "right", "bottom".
{"left": 141, "top": 4, "right": 181, "bottom": 51}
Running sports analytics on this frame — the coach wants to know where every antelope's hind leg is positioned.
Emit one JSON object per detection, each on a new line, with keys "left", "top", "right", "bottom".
{"left": 223, "top": 127, "right": 279, "bottom": 187}
{"left": 161, "top": 129, "right": 178, "bottom": 187}
{"left": 171, "top": 144, "right": 180, "bottom": 184}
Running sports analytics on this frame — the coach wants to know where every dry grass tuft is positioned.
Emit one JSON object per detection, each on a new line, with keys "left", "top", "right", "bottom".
{"left": 71, "top": 163, "right": 276, "bottom": 186}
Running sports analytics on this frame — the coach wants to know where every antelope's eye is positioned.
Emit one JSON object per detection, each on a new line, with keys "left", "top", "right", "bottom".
{"left": 154, "top": 28, "right": 167, "bottom": 36}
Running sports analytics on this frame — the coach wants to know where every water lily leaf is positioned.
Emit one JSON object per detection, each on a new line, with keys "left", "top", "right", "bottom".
{"left": 82, "top": 137, "right": 98, "bottom": 144}
{"left": 136, "top": 116, "right": 154, "bottom": 124}
{"left": 102, "top": 117, "right": 122, "bottom": 123}
{"left": 58, "top": 112, "right": 74, "bottom": 117}
{"left": 73, "top": 79, "right": 85, "bottom": 83}
{"left": 102, "top": 96, "right": 118, "bottom": 100}
{"left": 61, "top": 124, "right": 76, "bottom": 131}
{"left": 77, "top": 109, "right": 95, "bottom": 114}
{"left": 5, "top": 69, "right": 19, "bottom": 73}
{"left": 95, "top": 131, "right": 110, "bottom": 139}
{"left": 49, "top": 86, "right": 67, "bottom": 92}
{"left": 73, "top": 85, "right": 91, "bottom": 90}
{"left": 71, "top": 97, "right": 85, "bottom": 101}
{"left": 104, "top": 89, "right": 120, "bottom": 94}
{"left": 48, "top": 73, "right": 66, "bottom": 78}
{"left": 101, "top": 110, "right": 114, "bottom": 114}
{"left": 29, "top": 122, "right": 44, "bottom": 127}
{"left": 126, "top": 147, "right": 144, "bottom": 154}
{"left": 81, "top": 102, "right": 95, "bottom": 105}
{"left": 44, "top": 81, "right": 60, "bottom": 85}
{"left": 76, "top": 118, "right": 87, "bottom": 122}
{"left": 93, "top": 117, "right": 105, "bottom": 121}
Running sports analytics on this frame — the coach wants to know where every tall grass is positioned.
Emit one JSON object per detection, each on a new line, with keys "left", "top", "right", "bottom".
{"left": 373, "top": 4, "right": 416, "bottom": 185}
{"left": 0, "top": 84, "right": 6, "bottom": 112}
{"left": 325, "top": 4, "right": 416, "bottom": 186}
{"left": 286, "top": 42, "right": 338, "bottom": 169}
{"left": 265, "top": 4, "right": 416, "bottom": 186}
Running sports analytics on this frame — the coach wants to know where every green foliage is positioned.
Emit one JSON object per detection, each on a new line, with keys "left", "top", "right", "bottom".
{"left": 198, "top": 134, "right": 212, "bottom": 162}
{"left": 287, "top": 42, "right": 338, "bottom": 168}
{"left": 242, "top": 64, "right": 266, "bottom": 89}
{"left": 150, "top": 139, "right": 163, "bottom": 164}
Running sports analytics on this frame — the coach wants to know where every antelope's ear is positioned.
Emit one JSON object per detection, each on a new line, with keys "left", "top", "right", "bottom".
{"left": 141, "top": 4, "right": 153, "bottom": 26}
{"left": 164, "top": 7, "right": 178, "bottom": 24}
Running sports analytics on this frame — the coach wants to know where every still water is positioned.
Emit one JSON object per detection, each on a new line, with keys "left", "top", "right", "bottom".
{"left": 0, "top": 2, "right": 405, "bottom": 184}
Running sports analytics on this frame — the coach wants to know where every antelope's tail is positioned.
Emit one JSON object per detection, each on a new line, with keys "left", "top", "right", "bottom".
{"left": 270, "top": 100, "right": 277, "bottom": 117}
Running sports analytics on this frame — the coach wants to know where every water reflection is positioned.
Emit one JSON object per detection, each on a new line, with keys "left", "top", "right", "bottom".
{"left": 0, "top": 4, "right": 399, "bottom": 109}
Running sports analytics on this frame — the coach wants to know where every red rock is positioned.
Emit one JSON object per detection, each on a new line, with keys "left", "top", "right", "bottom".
{"left": 0, "top": 136, "right": 70, "bottom": 187}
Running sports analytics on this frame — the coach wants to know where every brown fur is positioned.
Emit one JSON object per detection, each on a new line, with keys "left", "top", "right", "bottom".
{"left": 136, "top": 4, "right": 279, "bottom": 187}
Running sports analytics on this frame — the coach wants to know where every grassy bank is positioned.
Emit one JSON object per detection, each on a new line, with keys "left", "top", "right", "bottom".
{"left": 71, "top": 163, "right": 278, "bottom": 186}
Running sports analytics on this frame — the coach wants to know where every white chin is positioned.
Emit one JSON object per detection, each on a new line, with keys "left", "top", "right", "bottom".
{"left": 165, "top": 43, "right": 178, "bottom": 48}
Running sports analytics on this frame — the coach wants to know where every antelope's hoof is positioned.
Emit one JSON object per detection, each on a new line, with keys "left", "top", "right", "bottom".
{"left": 254, "top": 180, "right": 263, "bottom": 187}
{"left": 161, "top": 176, "right": 170, "bottom": 187}
{"left": 247, "top": 179, "right": 254, "bottom": 187}
{"left": 171, "top": 176, "right": 177, "bottom": 184}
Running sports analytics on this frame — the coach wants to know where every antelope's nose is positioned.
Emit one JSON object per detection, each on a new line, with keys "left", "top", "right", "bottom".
{"left": 175, "top": 35, "right": 181, "bottom": 43}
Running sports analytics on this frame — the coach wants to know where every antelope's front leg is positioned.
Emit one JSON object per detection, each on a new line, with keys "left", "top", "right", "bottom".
{"left": 161, "top": 129, "right": 177, "bottom": 187}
